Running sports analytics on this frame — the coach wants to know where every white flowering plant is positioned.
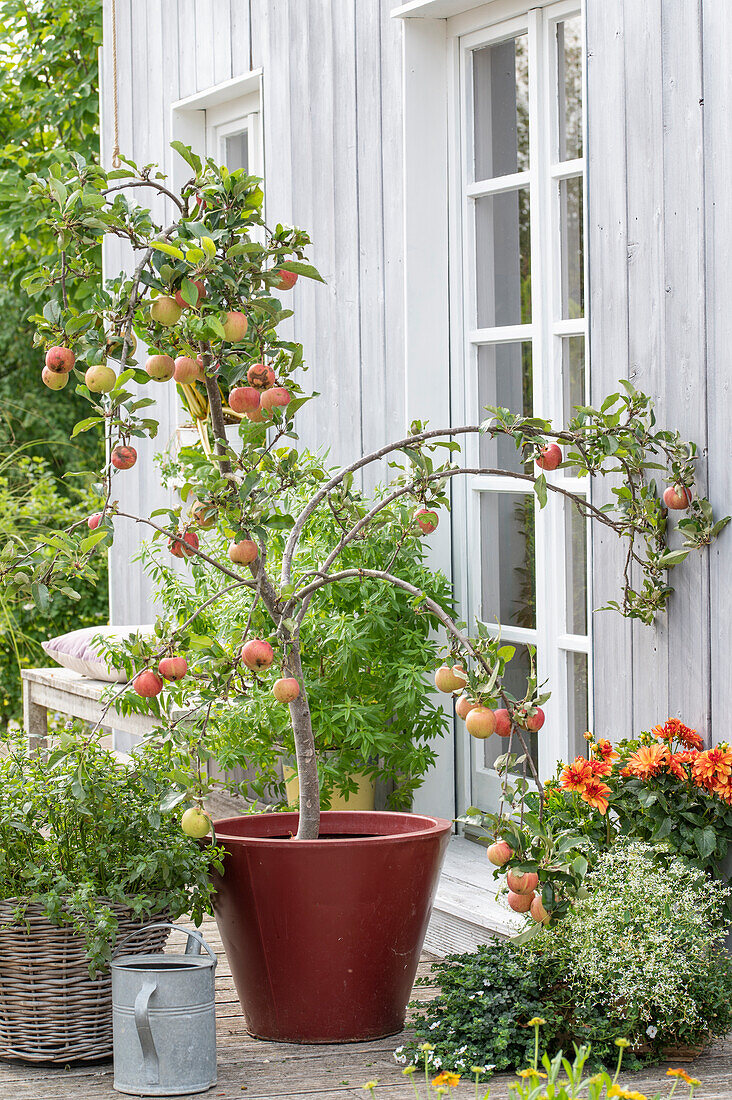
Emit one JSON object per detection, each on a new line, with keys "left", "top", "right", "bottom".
{"left": 535, "top": 839, "right": 732, "bottom": 1058}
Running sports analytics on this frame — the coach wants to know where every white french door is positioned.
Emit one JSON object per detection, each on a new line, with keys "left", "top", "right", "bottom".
{"left": 449, "top": 2, "right": 590, "bottom": 813}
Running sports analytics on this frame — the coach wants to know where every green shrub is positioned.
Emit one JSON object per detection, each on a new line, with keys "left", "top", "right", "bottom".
{"left": 0, "top": 725, "right": 221, "bottom": 974}
{"left": 540, "top": 839, "right": 732, "bottom": 1060}
{"left": 0, "top": 452, "right": 107, "bottom": 727}
{"left": 407, "top": 841, "right": 732, "bottom": 1074}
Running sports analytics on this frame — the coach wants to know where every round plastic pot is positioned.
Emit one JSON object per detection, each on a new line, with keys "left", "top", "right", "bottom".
{"left": 212, "top": 810, "right": 451, "bottom": 1043}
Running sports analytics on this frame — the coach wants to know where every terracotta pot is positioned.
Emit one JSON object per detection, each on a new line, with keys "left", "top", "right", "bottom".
{"left": 212, "top": 810, "right": 451, "bottom": 1043}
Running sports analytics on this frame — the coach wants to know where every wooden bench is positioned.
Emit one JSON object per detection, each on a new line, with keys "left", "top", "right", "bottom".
{"left": 21, "top": 666, "right": 174, "bottom": 750}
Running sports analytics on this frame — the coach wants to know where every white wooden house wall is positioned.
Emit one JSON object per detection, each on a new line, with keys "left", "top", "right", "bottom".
{"left": 100, "top": 0, "right": 405, "bottom": 625}
{"left": 100, "top": 0, "right": 732, "bottom": 786}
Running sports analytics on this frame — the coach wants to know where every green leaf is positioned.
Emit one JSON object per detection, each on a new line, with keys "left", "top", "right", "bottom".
{"left": 200, "top": 236, "right": 216, "bottom": 259}
{"left": 179, "top": 278, "right": 199, "bottom": 308}
{"left": 80, "top": 529, "right": 108, "bottom": 552}
{"left": 153, "top": 240, "right": 185, "bottom": 260}
{"left": 534, "top": 473, "right": 547, "bottom": 508}
{"left": 71, "top": 416, "right": 104, "bottom": 437}
{"left": 277, "top": 260, "right": 325, "bottom": 283}
{"left": 170, "top": 141, "right": 202, "bottom": 173}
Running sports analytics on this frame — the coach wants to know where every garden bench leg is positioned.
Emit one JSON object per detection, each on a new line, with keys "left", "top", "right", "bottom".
{"left": 22, "top": 679, "right": 48, "bottom": 751}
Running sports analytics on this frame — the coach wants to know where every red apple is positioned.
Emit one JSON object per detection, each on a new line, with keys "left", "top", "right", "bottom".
{"left": 192, "top": 500, "right": 216, "bottom": 528}
{"left": 158, "top": 656, "right": 188, "bottom": 681}
{"left": 530, "top": 896, "right": 551, "bottom": 925}
{"left": 87, "top": 513, "right": 103, "bottom": 530}
{"left": 242, "top": 639, "right": 274, "bottom": 671}
{"left": 111, "top": 445, "right": 137, "bottom": 470}
{"left": 663, "top": 484, "right": 692, "bottom": 510}
{"left": 228, "top": 539, "right": 258, "bottom": 565}
{"left": 506, "top": 869, "right": 539, "bottom": 895}
{"left": 223, "top": 311, "right": 249, "bottom": 342}
{"left": 486, "top": 840, "right": 512, "bottom": 867}
{"left": 247, "top": 362, "right": 276, "bottom": 390}
{"left": 434, "top": 665, "right": 467, "bottom": 693}
{"left": 169, "top": 531, "right": 199, "bottom": 558}
{"left": 455, "top": 694, "right": 476, "bottom": 720}
{"left": 507, "top": 890, "right": 535, "bottom": 913}
{"left": 133, "top": 670, "right": 164, "bottom": 698}
{"left": 229, "top": 386, "right": 261, "bottom": 415}
{"left": 522, "top": 707, "right": 545, "bottom": 733}
{"left": 174, "top": 279, "right": 206, "bottom": 309}
{"left": 45, "top": 346, "right": 75, "bottom": 373}
{"left": 413, "top": 507, "right": 439, "bottom": 535}
{"left": 260, "top": 387, "right": 292, "bottom": 417}
{"left": 273, "top": 677, "right": 301, "bottom": 703}
{"left": 466, "top": 706, "right": 497, "bottom": 739}
{"left": 145, "top": 354, "right": 175, "bottom": 382}
{"left": 150, "top": 295, "right": 182, "bottom": 326}
{"left": 246, "top": 407, "right": 265, "bottom": 423}
{"left": 174, "top": 356, "right": 202, "bottom": 383}
{"left": 85, "top": 364, "right": 117, "bottom": 393}
{"left": 536, "top": 444, "right": 562, "bottom": 471}
{"left": 273, "top": 269, "right": 298, "bottom": 291}
{"left": 42, "top": 367, "right": 68, "bottom": 390}
{"left": 494, "top": 709, "right": 512, "bottom": 737}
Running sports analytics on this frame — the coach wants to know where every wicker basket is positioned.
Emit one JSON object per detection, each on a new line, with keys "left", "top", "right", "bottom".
{"left": 0, "top": 900, "right": 169, "bottom": 1064}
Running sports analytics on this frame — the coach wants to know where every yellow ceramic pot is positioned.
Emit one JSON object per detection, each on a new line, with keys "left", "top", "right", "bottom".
{"left": 282, "top": 765, "right": 376, "bottom": 811}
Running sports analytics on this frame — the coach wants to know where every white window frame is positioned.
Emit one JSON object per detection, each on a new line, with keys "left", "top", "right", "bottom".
{"left": 395, "top": 0, "right": 590, "bottom": 818}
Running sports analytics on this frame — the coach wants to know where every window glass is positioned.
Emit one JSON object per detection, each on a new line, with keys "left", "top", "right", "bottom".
{"left": 475, "top": 188, "right": 531, "bottom": 327}
{"left": 478, "top": 342, "right": 533, "bottom": 474}
{"left": 565, "top": 499, "right": 588, "bottom": 635}
{"left": 562, "top": 335, "right": 585, "bottom": 421}
{"left": 557, "top": 17, "right": 583, "bottom": 161}
{"left": 224, "top": 130, "right": 249, "bottom": 172}
{"left": 473, "top": 34, "right": 529, "bottom": 179}
{"left": 568, "top": 651, "right": 589, "bottom": 755}
{"left": 481, "top": 491, "right": 536, "bottom": 630}
{"left": 560, "top": 175, "right": 584, "bottom": 318}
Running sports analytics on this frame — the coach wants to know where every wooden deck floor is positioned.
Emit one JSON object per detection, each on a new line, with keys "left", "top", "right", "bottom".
{"left": 2, "top": 916, "right": 732, "bottom": 1099}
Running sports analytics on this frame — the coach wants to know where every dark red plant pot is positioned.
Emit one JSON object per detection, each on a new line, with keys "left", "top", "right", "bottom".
{"left": 212, "top": 810, "right": 451, "bottom": 1043}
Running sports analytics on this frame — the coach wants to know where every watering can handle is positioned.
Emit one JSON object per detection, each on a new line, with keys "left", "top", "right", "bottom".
{"left": 134, "top": 977, "right": 159, "bottom": 1085}
{"left": 112, "top": 921, "right": 217, "bottom": 966}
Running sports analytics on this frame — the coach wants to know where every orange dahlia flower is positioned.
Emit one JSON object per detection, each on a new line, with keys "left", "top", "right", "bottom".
{"left": 652, "top": 718, "right": 704, "bottom": 751}
{"left": 623, "top": 743, "right": 669, "bottom": 779}
{"left": 590, "top": 758, "right": 613, "bottom": 778}
{"left": 595, "top": 738, "right": 619, "bottom": 763}
{"left": 666, "top": 750, "right": 699, "bottom": 782}
{"left": 692, "top": 744, "right": 732, "bottom": 791}
{"left": 580, "top": 778, "right": 611, "bottom": 814}
{"left": 560, "top": 757, "right": 594, "bottom": 794}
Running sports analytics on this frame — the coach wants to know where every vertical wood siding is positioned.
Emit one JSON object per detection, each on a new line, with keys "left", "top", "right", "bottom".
{"left": 586, "top": 0, "right": 726, "bottom": 743}
{"left": 101, "top": 0, "right": 404, "bottom": 623}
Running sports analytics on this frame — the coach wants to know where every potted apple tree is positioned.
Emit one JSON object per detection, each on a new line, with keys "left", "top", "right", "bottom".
{"left": 2, "top": 145, "right": 726, "bottom": 1043}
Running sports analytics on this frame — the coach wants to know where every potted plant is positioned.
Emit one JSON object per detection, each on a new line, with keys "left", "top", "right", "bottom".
{"left": 0, "top": 724, "right": 220, "bottom": 1063}
{"left": 2, "top": 146, "right": 725, "bottom": 1042}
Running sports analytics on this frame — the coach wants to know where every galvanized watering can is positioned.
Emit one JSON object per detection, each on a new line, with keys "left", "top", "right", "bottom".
{"left": 111, "top": 922, "right": 217, "bottom": 1096}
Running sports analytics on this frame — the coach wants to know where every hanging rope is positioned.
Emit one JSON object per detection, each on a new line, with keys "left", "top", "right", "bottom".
{"left": 110, "top": 0, "right": 121, "bottom": 168}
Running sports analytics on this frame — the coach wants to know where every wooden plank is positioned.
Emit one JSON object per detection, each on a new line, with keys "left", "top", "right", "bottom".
{"left": 585, "top": 0, "right": 633, "bottom": 740}
{"left": 660, "top": 0, "right": 709, "bottom": 735}
{"left": 621, "top": 0, "right": 669, "bottom": 733}
{"left": 230, "top": 0, "right": 253, "bottom": 76}
{"left": 704, "top": 0, "right": 732, "bottom": 740}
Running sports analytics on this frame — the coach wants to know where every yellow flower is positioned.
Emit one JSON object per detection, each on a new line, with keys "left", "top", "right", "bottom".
{"left": 362, "top": 1082, "right": 378, "bottom": 1093}
{"left": 432, "top": 1071, "right": 461, "bottom": 1087}
{"left": 528, "top": 1016, "right": 546, "bottom": 1026}
{"left": 608, "top": 1087, "right": 647, "bottom": 1100}
{"left": 614, "top": 1038, "right": 631, "bottom": 1048}
{"left": 517, "top": 1068, "right": 548, "bottom": 1079}
{"left": 402, "top": 1066, "right": 417, "bottom": 1077}
{"left": 419, "top": 1042, "right": 434, "bottom": 1052}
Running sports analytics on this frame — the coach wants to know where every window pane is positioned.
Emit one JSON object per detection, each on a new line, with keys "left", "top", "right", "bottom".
{"left": 473, "top": 34, "right": 529, "bottom": 179}
{"left": 224, "top": 131, "right": 249, "bottom": 172}
{"left": 481, "top": 492, "right": 536, "bottom": 629}
{"left": 556, "top": 17, "right": 583, "bottom": 161}
{"left": 560, "top": 176, "right": 584, "bottom": 318}
{"left": 475, "top": 188, "right": 531, "bottom": 327}
{"left": 482, "top": 643, "right": 539, "bottom": 772}
{"left": 562, "top": 335, "right": 585, "bottom": 421}
{"left": 565, "top": 499, "right": 588, "bottom": 635}
{"left": 478, "top": 342, "right": 533, "bottom": 474}
{"left": 568, "top": 651, "right": 590, "bottom": 757}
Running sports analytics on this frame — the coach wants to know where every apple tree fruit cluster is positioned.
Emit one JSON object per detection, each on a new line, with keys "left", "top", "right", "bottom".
{"left": 1, "top": 144, "right": 728, "bottom": 840}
